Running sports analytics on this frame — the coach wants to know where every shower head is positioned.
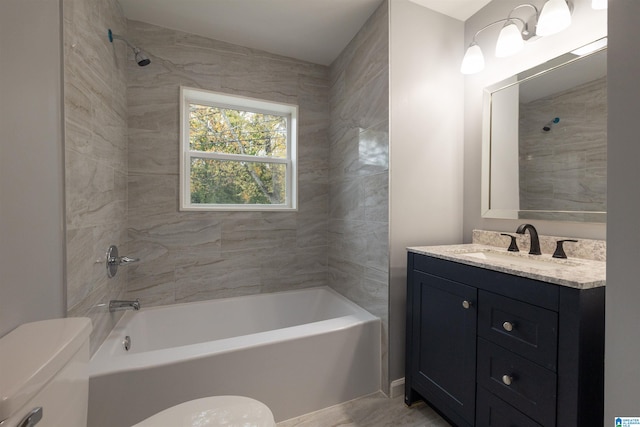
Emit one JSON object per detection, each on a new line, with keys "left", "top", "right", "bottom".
{"left": 108, "top": 29, "right": 151, "bottom": 67}
{"left": 543, "top": 117, "right": 560, "bottom": 132}
{"left": 133, "top": 48, "right": 151, "bottom": 67}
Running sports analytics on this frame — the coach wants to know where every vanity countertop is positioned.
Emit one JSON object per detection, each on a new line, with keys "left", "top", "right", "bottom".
{"left": 408, "top": 243, "right": 606, "bottom": 290}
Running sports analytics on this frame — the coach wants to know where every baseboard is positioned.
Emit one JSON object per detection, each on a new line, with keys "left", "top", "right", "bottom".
{"left": 389, "top": 378, "right": 405, "bottom": 399}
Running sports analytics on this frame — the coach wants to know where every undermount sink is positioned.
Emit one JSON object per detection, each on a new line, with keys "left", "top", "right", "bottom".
{"left": 456, "top": 249, "right": 581, "bottom": 271}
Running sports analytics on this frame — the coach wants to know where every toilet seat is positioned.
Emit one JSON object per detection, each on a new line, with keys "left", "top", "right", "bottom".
{"left": 133, "top": 396, "right": 276, "bottom": 427}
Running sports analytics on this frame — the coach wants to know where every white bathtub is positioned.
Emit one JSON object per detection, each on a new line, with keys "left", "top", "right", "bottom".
{"left": 88, "top": 287, "right": 381, "bottom": 426}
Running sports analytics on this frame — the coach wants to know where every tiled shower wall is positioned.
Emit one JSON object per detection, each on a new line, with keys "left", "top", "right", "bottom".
{"left": 124, "top": 21, "right": 330, "bottom": 305}
{"left": 64, "top": 0, "right": 129, "bottom": 353}
{"left": 328, "top": 1, "right": 390, "bottom": 391}
{"left": 519, "top": 77, "right": 607, "bottom": 212}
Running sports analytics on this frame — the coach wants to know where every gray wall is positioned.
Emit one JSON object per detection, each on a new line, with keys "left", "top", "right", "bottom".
{"left": 64, "top": 0, "right": 129, "bottom": 353}
{"left": 0, "top": 0, "right": 66, "bottom": 337}
{"left": 463, "top": 0, "right": 607, "bottom": 241}
{"left": 605, "top": 0, "right": 640, "bottom": 420}
{"left": 124, "top": 21, "right": 330, "bottom": 305}
{"left": 328, "top": 0, "right": 389, "bottom": 391}
{"left": 389, "top": 0, "right": 464, "bottom": 387}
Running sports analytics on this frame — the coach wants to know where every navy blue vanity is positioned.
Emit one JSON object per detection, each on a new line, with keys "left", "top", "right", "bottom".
{"left": 405, "top": 247, "right": 605, "bottom": 427}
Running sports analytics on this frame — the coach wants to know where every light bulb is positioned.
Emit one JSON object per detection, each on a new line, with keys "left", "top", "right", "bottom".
{"left": 537, "top": 0, "right": 572, "bottom": 36}
{"left": 460, "top": 43, "right": 485, "bottom": 75}
{"left": 495, "top": 22, "right": 524, "bottom": 58}
{"left": 592, "top": 0, "right": 607, "bottom": 10}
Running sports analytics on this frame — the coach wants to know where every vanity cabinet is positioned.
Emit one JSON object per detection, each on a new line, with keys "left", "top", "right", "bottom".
{"left": 405, "top": 252, "right": 605, "bottom": 427}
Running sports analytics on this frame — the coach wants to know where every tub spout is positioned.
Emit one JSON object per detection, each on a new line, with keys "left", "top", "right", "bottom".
{"left": 109, "top": 299, "right": 140, "bottom": 312}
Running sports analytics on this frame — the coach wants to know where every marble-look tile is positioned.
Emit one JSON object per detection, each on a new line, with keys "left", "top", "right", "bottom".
{"left": 297, "top": 181, "right": 329, "bottom": 215}
{"left": 127, "top": 173, "right": 178, "bottom": 217}
{"left": 329, "top": 177, "right": 365, "bottom": 221}
{"left": 327, "top": 0, "right": 389, "bottom": 392}
{"left": 364, "top": 172, "right": 389, "bottom": 223}
{"left": 332, "top": 71, "right": 388, "bottom": 131}
{"left": 328, "top": 257, "right": 387, "bottom": 318}
{"left": 130, "top": 215, "right": 222, "bottom": 249}
{"left": 328, "top": 127, "right": 361, "bottom": 179}
{"left": 64, "top": 0, "right": 128, "bottom": 353}
{"left": 66, "top": 149, "right": 124, "bottom": 228}
{"left": 296, "top": 215, "right": 328, "bottom": 248}
{"left": 329, "top": 219, "right": 370, "bottom": 266}
{"left": 66, "top": 227, "right": 98, "bottom": 310}
{"left": 277, "top": 392, "right": 450, "bottom": 427}
{"left": 367, "top": 224, "right": 389, "bottom": 272}
{"left": 174, "top": 257, "right": 262, "bottom": 303}
{"left": 68, "top": 276, "right": 127, "bottom": 354}
{"left": 519, "top": 77, "right": 606, "bottom": 213}
{"left": 125, "top": 276, "right": 176, "bottom": 308}
{"left": 125, "top": 18, "right": 331, "bottom": 314}
{"left": 344, "top": 7, "right": 389, "bottom": 94}
{"left": 260, "top": 272, "right": 328, "bottom": 294}
{"left": 128, "top": 102, "right": 179, "bottom": 132}
{"left": 259, "top": 246, "right": 329, "bottom": 292}
{"left": 128, "top": 129, "right": 179, "bottom": 175}
{"left": 220, "top": 214, "right": 297, "bottom": 252}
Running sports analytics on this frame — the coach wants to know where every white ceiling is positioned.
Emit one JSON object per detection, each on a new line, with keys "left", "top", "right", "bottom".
{"left": 118, "top": 0, "right": 490, "bottom": 66}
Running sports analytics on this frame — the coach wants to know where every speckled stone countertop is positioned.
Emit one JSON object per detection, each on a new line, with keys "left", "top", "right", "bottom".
{"left": 408, "top": 241, "right": 606, "bottom": 290}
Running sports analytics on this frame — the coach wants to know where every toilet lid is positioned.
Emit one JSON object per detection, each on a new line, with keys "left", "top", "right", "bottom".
{"left": 133, "top": 396, "right": 276, "bottom": 427}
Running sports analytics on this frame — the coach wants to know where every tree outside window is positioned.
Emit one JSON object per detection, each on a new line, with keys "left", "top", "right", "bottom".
{"left": 180, "top": 88, "right": 297, "bottom": 211}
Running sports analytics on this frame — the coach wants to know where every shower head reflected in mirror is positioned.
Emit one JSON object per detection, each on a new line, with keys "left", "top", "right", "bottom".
{"left": 543, "top": 117, "right": 560, "bottom": 132}
{"left": 108, "top": 29, "right": 151, "bottom": 66}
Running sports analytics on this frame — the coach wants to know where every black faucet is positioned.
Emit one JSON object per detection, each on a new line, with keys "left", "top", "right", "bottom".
{"left": 515, "top": 224, "right": 541, "bottom": 255}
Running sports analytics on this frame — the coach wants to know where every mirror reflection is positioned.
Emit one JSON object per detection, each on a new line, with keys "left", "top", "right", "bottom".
{"left": 483, "top": 39, "right": 607, "bottom": 223}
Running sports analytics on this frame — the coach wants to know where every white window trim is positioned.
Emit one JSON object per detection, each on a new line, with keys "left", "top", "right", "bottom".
{"left": 180, "top": 86, "right": 298, "bottom": 211}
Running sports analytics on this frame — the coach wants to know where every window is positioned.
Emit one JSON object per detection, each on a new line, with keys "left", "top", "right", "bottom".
{"left": 180, "top": 87, "right": 297, "bottom": 211}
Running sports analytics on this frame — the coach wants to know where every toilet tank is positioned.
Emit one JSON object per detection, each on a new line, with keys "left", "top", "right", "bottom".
{"left": 0, "top": 318, "right": 92, "bottom": 427}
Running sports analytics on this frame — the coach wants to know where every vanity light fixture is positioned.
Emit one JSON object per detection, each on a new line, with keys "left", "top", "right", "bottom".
{"left": 536, "top": 0, "right": 573, "bottom": 36}
{"left": 461, "top": 1, "right": 573, "bottom": 75}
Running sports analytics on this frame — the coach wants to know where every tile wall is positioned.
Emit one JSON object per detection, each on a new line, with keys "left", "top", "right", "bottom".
{"left": 519, "top": 77, "right": 607, "bottom": 213}
{"left": 64, "top": 0, "right": 129, "bottom": 353}
{"left": 124, "top": 21, "right": 330, "bottom": 305}
{"left": 328, "top": 1, "right": 390, "bottom": 392}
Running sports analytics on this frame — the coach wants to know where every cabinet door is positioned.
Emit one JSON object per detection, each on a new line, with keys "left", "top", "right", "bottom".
{"left": 411, "top": 271, "right": 477, "bottom": 426}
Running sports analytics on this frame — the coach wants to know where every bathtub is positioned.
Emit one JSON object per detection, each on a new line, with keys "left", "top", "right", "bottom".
{"left": 88, "top": 287, "right": 381, "bottom": 426}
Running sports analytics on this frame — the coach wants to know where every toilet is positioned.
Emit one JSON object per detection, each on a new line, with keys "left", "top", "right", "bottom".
{"left": 0, "top": 318, "right": 276, "bottom": 427}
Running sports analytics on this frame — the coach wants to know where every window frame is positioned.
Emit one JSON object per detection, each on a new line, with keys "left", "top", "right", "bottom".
{"left": 180, "top": 86, "right": 298, "bottom": 211}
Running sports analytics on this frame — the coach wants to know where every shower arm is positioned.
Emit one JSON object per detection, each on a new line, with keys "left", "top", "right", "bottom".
{"left": 108, "top": 29, "right": 142, "bottom": 53}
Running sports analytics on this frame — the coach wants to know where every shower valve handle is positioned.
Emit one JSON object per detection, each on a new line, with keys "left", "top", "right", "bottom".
{"left": 106, "top": 245, "right": 140, "bottom": 278}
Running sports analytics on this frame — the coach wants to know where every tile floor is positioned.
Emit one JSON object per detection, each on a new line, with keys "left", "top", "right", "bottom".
{"left": 277, "top": 392, "right": 451, "bottom": 427}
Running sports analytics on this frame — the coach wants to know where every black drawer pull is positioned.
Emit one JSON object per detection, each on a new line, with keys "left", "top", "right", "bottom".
{"left": 502, "top": 374, "right": 514, "bottom": 386}
{"left": 503, "top": 321, "right": 515, "bottom": 332}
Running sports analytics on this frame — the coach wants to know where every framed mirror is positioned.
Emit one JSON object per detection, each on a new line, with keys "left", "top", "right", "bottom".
{"left": 481, "top": 38, "right": 607, "bottom": 223}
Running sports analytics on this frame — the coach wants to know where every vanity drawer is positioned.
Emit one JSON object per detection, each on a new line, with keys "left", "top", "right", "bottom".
{"left": 477, "top": 338, "right": 557, "bottom": 427}
{"left": 476, "top": 386, "right": 543, "bottom": 427}
{"left": 478, "top": 290, "right": 558, "bottom": 370}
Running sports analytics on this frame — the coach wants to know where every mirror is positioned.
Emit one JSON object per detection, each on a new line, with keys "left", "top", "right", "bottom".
{"left": 481, "top": 38, "right": 607, "bottom": 223}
